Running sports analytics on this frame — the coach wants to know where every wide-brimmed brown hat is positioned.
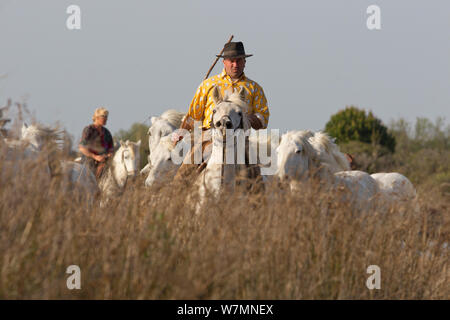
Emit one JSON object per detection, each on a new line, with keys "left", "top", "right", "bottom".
{"left": 216, "top": 41, "right": 253, "bottom": 59}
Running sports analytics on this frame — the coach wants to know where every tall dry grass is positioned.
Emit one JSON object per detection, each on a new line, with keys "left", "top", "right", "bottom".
{"left": 0, "top": 144, "right": 448, "bottom": 299}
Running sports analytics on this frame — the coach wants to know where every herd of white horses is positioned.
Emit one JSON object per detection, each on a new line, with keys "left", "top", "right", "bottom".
{"left": 1, "top": 87, "right": 417, "bottom": 211}
{"left": 141, "top": 88, "right": 417, "bottom": 211}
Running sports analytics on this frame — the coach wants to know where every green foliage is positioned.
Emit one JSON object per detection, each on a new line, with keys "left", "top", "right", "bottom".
{"left": 114, "top": 123, "right": 149, "bottom": 169}
{"left": 338, "top": 116, "right": 450, "bottom": 194}
{"left": 325, "top": 106, "right": 396, "bottom": 153}
{"left": 388, "top": 117, "right": 450, "bottom": 191}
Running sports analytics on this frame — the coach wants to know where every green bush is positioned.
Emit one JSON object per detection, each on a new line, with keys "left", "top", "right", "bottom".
{"left": 325, "top": 106, "right": 396, "bottom": 153}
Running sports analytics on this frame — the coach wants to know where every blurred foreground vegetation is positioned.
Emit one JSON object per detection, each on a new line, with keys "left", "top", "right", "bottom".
{"left": 0, "top": 101, "right": 448, "bottom": 299}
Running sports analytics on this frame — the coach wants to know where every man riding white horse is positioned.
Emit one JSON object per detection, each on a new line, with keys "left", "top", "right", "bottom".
{"left": 172, "top": 41, "right": 270, "bottom": 181}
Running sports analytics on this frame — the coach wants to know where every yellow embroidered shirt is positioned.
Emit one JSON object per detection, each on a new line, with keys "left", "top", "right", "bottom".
{"left": 187, "top": 69, "right": 270, "bottom": 129}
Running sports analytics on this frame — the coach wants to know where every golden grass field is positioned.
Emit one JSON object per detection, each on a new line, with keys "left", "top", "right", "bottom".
{"left": 0, "top": 144, "right": 448, "bottom": 300}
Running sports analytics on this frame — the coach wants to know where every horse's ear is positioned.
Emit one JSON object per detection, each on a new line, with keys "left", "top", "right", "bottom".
{"left": 211, "top": 86, "right": 222, "bottom": 106}
{"left": 136, "top": 140, "right": 141, "bottom": 147}
{"left": 150, "top": 116, "right": 159, "bottom": 125}
{"left": 23, "top": 122, "right": 28, "bottom": 128}
{"left": 238, "top": 87, "right": 246, "bottom": 102}
{"left": 119, "top": 140, "right": 125, "bottom": 147}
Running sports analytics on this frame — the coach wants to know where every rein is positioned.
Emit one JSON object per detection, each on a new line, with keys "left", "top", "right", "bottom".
{"left": 100, "top": 148, "right": 135, "bottom": 191}
{"left": 211, "top": 114, "right": 246, "bottom": 187}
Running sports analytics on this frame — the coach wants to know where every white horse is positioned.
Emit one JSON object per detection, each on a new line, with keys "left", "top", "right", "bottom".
{"left": 140, "top": 109, "right": 185, "bottom": 175}
{"left": 371, "top": 172, "right": 417, "bottom": 203}
{"left": 276, "top": 130, "right": 316, "bottom": 182}
{"left": 3, "top": 123, "right": 57, "bottom": 155}
{"left": 194, "top": 86, "right": 252, "bottom": 206}
{"left": 276, "top": 130, "right": 418, "bottom": 211}
{"left": 144, "top": 135, "right": 183, "bottom": 187}
{"left": 59, "top": 160, "right": 98, "bottom": 195}
{"left": 144, "top": 127, "right": 279, "bottom": 188}
{"left": 57, "top": 139, "right": 141, "bottom": 205}
{"left": 8, "top": 123, "right": 97, "bottom": 194}
{"left": 276, "top": 130, "right": 379, "bottom": 210}
{"left": 98, "top": 139, "right": 141, "bottom": 204}
{"left": 3, "top": 123, "right": 141, "bottom": 204}
{"left": 1, "top": 135, "right": 45, "bottom": 182}
{"left": 308, "top": 130, "right": 416, "bottom": 205}
{"left": 2, "top": 123, "right": 64, "bottom": 176}
{"left": 309, "top": 130, "right": 416, "bottom": 205}
{"left": 21, "top": 123, "right": 51, "bottom": 150}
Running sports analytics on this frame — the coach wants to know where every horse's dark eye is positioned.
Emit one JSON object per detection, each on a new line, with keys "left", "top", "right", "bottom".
{"left": 212, "top": 109, "right": 216, "bottom": 114}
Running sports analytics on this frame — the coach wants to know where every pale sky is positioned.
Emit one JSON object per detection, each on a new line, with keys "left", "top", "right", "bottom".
{"left": 1, "top": 0, "right": 449, "bottom": 141}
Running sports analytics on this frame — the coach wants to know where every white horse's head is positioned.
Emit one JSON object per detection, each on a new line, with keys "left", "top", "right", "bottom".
{"left": 276, "top": 130, "right": 316, "bottom": 181}
{"left": 21, "top": 123, "right": 44, "bottom": 150}
{"left": 148, "top": 117, "right": 175, "bottom": 154}
{"left": 210, "top": 86, "right": 251, "bottom": 133}
{"left": 194, "top": 87, "right": 253, "bottom": 200}
{"left": 144, "top": 135, "right": 182, "bottom": 187}
{"left": 147, "top": 110, "right": 185, "bottom": 158}
{"left": 97, "top": 139, "right": 141, "bottom": 204}
{"left": 114, "top": 139, "right": 141, "bottom": 180}
{"left": 21, "top": 122, "right": 63, "bottom": 151}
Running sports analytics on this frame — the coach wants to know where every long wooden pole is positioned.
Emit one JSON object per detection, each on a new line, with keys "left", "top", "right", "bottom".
{"left": 204, "top": 34, "right": 234, "bottom": 80}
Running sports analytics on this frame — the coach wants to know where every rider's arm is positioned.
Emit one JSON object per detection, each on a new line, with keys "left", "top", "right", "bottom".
{"left": 250, "top": 83, "right": 270, "bottom": 129}
{"left": 79, "top": 145, "right": 105, "bottom": 162}
{"left": 79, "top": 145, "right": 95, "bottom": 158}
{"left": 247, "top": 113, "right": 264, "bottom": 130}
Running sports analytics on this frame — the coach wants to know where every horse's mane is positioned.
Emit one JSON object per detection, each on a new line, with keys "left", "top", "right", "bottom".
{"left": 309, "top": 131, "right": 350, "bottom": 171}
{"left": 25, "top": 123, "right": 66, "bottom": 148}
{"left": 310, "top": 131, "right": 333, "bottom": 153}
{"left": 222, "top": 90, "right": 249, "bottom": 113}
{"left": 283, "top": 130, "right": 316, "bottom": 158}
{"left": 27, "top": 123, "right": 59, "bottom": 136}
{"left": 160, "top": 109, "right": 185, "bottom": 128}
